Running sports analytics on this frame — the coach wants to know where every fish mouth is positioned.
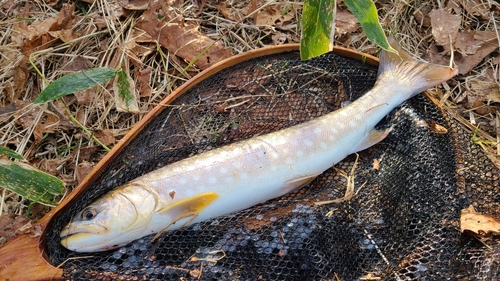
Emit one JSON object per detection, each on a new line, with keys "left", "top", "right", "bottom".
{"left": 60, "top": 223, "right": 108, "bottom": 239}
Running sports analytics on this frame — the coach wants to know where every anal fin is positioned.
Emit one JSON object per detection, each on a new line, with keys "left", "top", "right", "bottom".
{"left": 283, "top": 174, "right": 321, "bottom": 193}
{"left": 354, "top": 127, "right": 392, "bottom": 152}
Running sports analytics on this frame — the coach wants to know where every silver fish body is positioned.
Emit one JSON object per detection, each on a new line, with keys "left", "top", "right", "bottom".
{"left": 60, "top": 38, "right": 457, "bottom": 252}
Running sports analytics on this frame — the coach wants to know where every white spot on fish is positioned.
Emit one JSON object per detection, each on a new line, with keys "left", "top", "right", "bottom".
{"left": 285, "top": 158, "right": 293, "bottom": 165}
{"left": 179, "top": 178, "right": 188, "bottom": 185}
{"left": 209, "top": 177, "right": 218, "bottom": 184}
{"left": 225, "top": 176, "right": 234, "bottom": 183}
{"left": 296, "top": 150, "right": 304, "bottom": 157}
{"left": 349, "top": 121, "right": 357, "bottom": 128}
{"left": 304, "top": 139, "right": 313, "bottom": 147}
{"left": 320, "top": 142, "right": 328, "bottom": 149}
{"left": 329, "top": 135, "right": 336, "bottom": 142}
{"left": 234, "top": 161, "right": 243, "bottom": 169}
{"left": 338, "top": 123, "right": 346, "bottom": 130}
{"left": 313, "top": 127, "right": 322, "bottom": 135}
{"left": 193, "top": 175, "right": 201, "bottom": 181}
{"left": 283, "top": 148, "right": 289, "bottom": 155}
{"left": 241, "top": 173, "right": 249, "bottom": 179}
{"left": 220, "top": 167, "right": 228, "bottom": 174}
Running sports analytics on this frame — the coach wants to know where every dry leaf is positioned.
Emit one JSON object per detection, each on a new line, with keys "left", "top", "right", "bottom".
{"left": 17, "top": 4, "right": 77, "bottom": 55}
{"left": 37, "top": 158, "right": 67, "bottom": 176}
{"left": 466, "top": 94, "right": 497, "bottom": 115}
{"left": 459, "top": 0, "right": 490, "bottom": 19}
{"left": 469, "top": 80, "right": 500, "bottom": 104}
{"left": 136, "top": 67, "right": 153, "bottom": 97}
{"left": 119, "top": 0, "right": 152, "bottom": 10}
{"left": 74, "top": 89, "right": 97, "bottom": 106}
{"left": 413, "top": 9, "right": 431, "bottom": 28}
{"left": 271, "top": 32, "right": 287, "bottom": 45}
{"left": 429, "top": 121, "right": 448, "bottom": 134}
{"left": 0, "top": 214, "right": 43, "bottom": 240}
{"left": 217, "top": 2, "right": 242, "bottom": 21}
{"left": 455, "top": 31, "right": 499, "bottom": 75}
{"left": 254, "top": 3, "right": 299, "bottom": 26}
{"left": 429, "top": 8, "right": 461, "bottom": 53}
{"left": 336, "top": 8, "right": 359, "bottom": 36}
{"left": 75, "top": 161, "right": 95, "bottom": 183}
{"left": 461, "top": 205, "right": 500, "bottom": 236}
{"left": 136, "top": 5, "right": 232, "bottom": 70}
{"left": 94, "top": 129, "right": 116, "bottom": 146}
{"left": 63, "top": 56, "right": 95, "bottom": 72}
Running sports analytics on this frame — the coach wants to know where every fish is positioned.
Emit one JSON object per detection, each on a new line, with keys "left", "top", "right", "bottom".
{"left": 60, "top": 38, "right": 458, "bottom": 252}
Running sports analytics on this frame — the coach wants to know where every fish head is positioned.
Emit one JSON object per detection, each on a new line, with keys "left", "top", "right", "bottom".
{"left": 60, "top": 186, "right": 154, "bottom": 252}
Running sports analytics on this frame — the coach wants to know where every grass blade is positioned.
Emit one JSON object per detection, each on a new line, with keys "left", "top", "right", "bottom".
{"left": 34, "top": 68, "right": 117, "bottom": 104}
{"left": 0, "top": 159, "right": 64, "bottom": 206}
{"left": 300, "top": 0, "right": 336, "bottom": 60}
{"left": 0, "top": 146, "right": 23, "bottom": 160}
{"left": 343, "top": 0, "right": 396, "bottom": 53}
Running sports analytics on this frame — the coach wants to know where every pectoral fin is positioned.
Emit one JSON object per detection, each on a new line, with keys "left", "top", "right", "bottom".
{"left": 354, "top": 127, "right": 392, "bottom": 152}
{"left": 158, "top": 192, "right": 219, "bottom": 218}
{"left": 283, "top": 174, "right": 320, "bottom": 193}
{"left": 152, "top": 192, "right": 219, "bottom": 243}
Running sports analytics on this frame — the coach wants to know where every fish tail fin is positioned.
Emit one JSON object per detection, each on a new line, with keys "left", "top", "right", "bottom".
{"left": 378, "top": 37, "right": 458, "bottom": 97}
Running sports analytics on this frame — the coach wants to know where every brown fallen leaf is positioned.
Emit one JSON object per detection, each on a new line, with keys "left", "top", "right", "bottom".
{"left": 74, "top": 89, "right": 97, "bottom": 106}
{"left": 429, "top": 121, "right": 448, "bottom": 134}
{"left": 459, "top": 0, "right": 490, "bottom": 19}
{"left": 413, "top": 8, "right": 431, "bottom": 28}
{"left": 136, "top": 4, "right": 232, "bottom": 70}
{"left": 75, "top": 161, "right": 95, "bottom": 184}
{"left": 454, "top": 31, "right": 499, "bottom": 75}
{"left": 0, "top": 213, "right": 41, "bottom": 242}
{"left": 217, "top": 2, "right": 242, "bottom": 21}
{"left": 461, "top": 205, "right": 500, "bottom": 236}
{"left": 335, "top": 8, "right": 359, "bottom": 36}
{"left": 18, "top": 4, "right": 78, "bottom": 56}
{"left": 254, "top": 3, "right": 299, "bottom": 27}
{"left": 136, "top": 67, "right": 153, "bottom": 97}
{"left": 119, "top": 0, "right": 152, "bottom": 10}
{"left": 429, "top": 8, "right": 461, "bottom": 54}
{"left": 468, "top": 79, "right": 500, "bottom": 104}
{"left": 94, "top": 129, "right": 116, "bottom": 146}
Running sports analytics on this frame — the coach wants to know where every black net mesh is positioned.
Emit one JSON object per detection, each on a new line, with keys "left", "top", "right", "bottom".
{"left": 44, "top": 50, "right": 500, "bottom": 280}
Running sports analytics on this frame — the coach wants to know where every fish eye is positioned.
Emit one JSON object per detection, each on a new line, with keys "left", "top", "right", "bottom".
{"left": 82, "top": 208, "right": 97, "bottom": 220}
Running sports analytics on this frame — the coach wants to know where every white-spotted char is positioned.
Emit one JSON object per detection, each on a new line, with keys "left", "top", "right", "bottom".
{"left": 60, "top": 38, "right": 457, "bottom": 252}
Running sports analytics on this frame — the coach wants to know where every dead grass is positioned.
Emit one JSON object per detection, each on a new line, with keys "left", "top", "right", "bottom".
{"left": 0, "top": 0, "right": 499, "bottom": 245}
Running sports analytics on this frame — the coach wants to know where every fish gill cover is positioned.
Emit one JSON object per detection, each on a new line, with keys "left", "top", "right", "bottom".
{"left": 45, "top": 51, "right": 499, "bottom": 280}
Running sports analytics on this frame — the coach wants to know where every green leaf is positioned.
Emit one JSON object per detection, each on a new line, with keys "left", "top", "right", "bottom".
{"left": 0, "top": 146, "right": 23, "bottom": 160}
{"left": 116, "top": 69, "right": 133, "bottom": 107}
{"left": 0, "top": 159, "right": 64, "bottom": 206}
{"left": 113, "top": 69, "right": 139, "bottom": 113}
{"left": 343, "top": 0, "right": 397, "bottom": 53}
{"left": 300, "top": 0, "right": 336, "bottom": 60}
{"left": 34, "top": 68, "right": 117, "bottom": 104}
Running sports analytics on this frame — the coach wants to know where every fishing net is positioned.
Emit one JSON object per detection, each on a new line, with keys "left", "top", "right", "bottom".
{"left": 45, "top": 50, "right": 500, "bottom": 280}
